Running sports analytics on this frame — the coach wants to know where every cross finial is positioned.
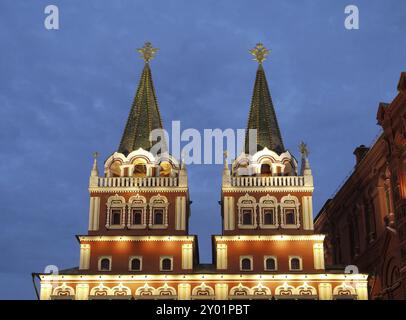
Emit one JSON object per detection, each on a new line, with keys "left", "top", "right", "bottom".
{"left": 249, "top": 43, "right": 270, "bottom": 64}
{"left": 137, "top": 42, "right": 159, "bottom": 63}
{"left": 299, "top": 141, "right": 309, "bottom": 158}
{"left": 93, "top": 151, "right": 99, "bottom": 159}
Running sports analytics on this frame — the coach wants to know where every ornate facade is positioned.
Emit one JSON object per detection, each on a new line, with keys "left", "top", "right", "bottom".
{"left": 34, "top": 43, "right": 368, "bottom": 300}
{"left": 315, "top": 72, "right": 406, "bottom": 299}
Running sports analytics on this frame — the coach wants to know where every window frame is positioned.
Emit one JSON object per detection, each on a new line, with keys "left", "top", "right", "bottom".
{"left": 98, "top": 256, "right": 112, "bottom": 272}
{"left": 258, "top": 195, "right": 278, "bottom": 229}
{"left": 240, "top": 255, "right": 253, "bottom": 271}
{"left": 106, "top": 195, "right": 126, "bottom": 230}
{"left": 149, "top": 195, "right": 169, "bottom": 229}
{"left": 280, "top": 195, "right": 300, "bottom": 229}
{"left": 127, "top": 195, "right": 147, "bottom": 229}
{"left": 264, "top": 256, "right": 278, "bottom": 271}
{"left": 160, "top": 256, "right": 173, "bottom": 272}
{"left": 237, "top": 194, "right": 257, "bottom": 229}
{"left": 129, "top": 256, "right": 143, "bottom": 271}
{"left": 289, "top": 256, "right": 303, "bottom": 271}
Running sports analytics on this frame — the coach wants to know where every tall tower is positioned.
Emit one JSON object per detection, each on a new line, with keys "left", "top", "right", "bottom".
{"left": 212, "top": 43, "right": 368, "bottom": 299}
{"left": 37, "top": 43, "right": 197, "bottom": 300}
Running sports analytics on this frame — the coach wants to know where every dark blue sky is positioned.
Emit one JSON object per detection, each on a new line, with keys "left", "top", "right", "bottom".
{"left": 0, "top": 0, "right": 405, "bottom": 299}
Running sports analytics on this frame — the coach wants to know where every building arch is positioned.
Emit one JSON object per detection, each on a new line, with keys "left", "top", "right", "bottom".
{"left": 230, "top": 283, "right": 252, "bottom": 296}
{"left": 135, "top": 283, "right": 156, "bottom": 296}
{"left": 90, "top": 283, "right": 112, "bottom": 296}
{"left": 52, "top": 283, "right": 75, "bottom": 297}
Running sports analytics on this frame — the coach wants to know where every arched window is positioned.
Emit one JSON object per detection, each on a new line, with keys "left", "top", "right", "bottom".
{"left": 290, "top": 257, "right": 301, "bottom": 270}
{"left": 99, "top": 257, "right": 111, "bottom": 271}
{"left": 241, "top": 257, "right": 252, "bottom": 271}
{"left": 242, "top": 209, "right": 253, "bottom": 225}
{"left": 128, "top": 194, "right": 147, "bottom": 229}
{"left": 261, "top": 164, "right": 271, "bottom": 175}
{"left": 161, "top": 257, "right": 172, "bottom": 271}
{"left": 149, "top": 195, "right": 169, "bottom": 229}
{"left": 132, "top": 209, "right": 142, "bottom": 225}
{"left": 265, "top": 257, "right": 276, "bottom": 271}
{"left": 130, "top": 257, "right": 142, "bottom": 271}
{"left": 106, "top": 194, "right": 126, "bottom": 229}
{"left": 133, "top": 164, "right": 147, "bottom": 177}
{"left": 111, "top": 209, "right": 121, "bottom": 225}
{"left": 154, "top": 209, "right": 164, "bottom": 225}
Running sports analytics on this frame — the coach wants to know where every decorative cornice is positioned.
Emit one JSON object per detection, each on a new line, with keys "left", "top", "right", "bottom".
{"left": 214, "top": 235, "right": 325, "bottom": 242}
{"left": 78, "top": 235, "right": 195, "bottom": 242}
{"left": 39, "top": 273, "right": 368, "bottom": 282}
{"left": 222, "top": 187, "right": 314, "bottom": 193}
{"left": 89, "top": 187, "right": 188, "bottom": 193}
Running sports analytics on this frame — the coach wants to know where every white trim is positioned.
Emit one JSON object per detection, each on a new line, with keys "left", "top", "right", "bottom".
{"left": 127, "top": 194, "right": 147, "bottom": 229}
{"left": 98, "top": 256, "right": 112, "bottom": 272}
{"left": 264, "top": 256, "right": 278, "bottom": 271}
{"left": 160, "top": 256, "right": 173, "bottom": 272}
{"left": 240, "top": 255, "right": 253, "bottom": 271}
{"left": 237, "top": 194, "right": 257, "bottom": 229}
{"left": 129, "top": 256, "right": 143, "bottom": 271}
{"left": 289, "top": 256, "right": 303, "bottom": 271}
{"left": 280, "top": 194, "right": 301, "bottom": 229}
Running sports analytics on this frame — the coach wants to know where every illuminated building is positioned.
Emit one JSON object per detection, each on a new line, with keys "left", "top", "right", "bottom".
{"left": 315, "top": 72, "right": 406, "bottom": 299}
{"left": 34, "top": 43, "right": 368, "bottom": 300}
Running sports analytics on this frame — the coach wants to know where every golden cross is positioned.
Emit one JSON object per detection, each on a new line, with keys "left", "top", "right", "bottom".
{"left": 137, "top": 42, "right": 159, "bottom": 63}
{"left": 299, "top": 141, "right": 309, "bottom": 158}
{"left": 249, "top": 43, "right": 270, "bottom": 64}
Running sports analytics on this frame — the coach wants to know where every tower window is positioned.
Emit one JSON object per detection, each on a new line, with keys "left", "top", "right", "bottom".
{"left": 290, "top": 257, "right": 302, "bottom": 271}
{"left": 160, "top": 257, "right": 173, "bottom": 271}
{"left": 99, "top": 257, "right": 111, "bottom": 271}
{"left": 111, "top": 209, "right": 121, "bottom": 225}
{"left": 154, "top": 209, "right": 164, "bottom": 225}
{"left": 261, "top": 164, "right": 271, "bottom": 175}
{"left": 263, "top": 209, "right": 275, "bottom": 225}
{"left": 285, "top": 209, "right": 295, "bottom": 225}
{"left": 265, "top": 257, "right": 277, "bottom": 271}
{"left": 132, "top": 209, "right": 143, "bottom": 225}
{"left": 242, "top": 209, "right": 253, "bottom": 225}
{"left": 240, "top": 257, "right": 253, "bottom": 271}
{"left": 130, "top": 257, "right": 142, "bottom": 271}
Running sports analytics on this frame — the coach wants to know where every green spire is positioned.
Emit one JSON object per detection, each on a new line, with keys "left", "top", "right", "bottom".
{"left": 118, "top": 43, "right": 166, "bottom": 155}
{"left": 245, "top": 44, "right": 285, "bottom": 154}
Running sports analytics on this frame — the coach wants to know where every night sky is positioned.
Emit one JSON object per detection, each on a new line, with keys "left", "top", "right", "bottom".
{"left": 1, "top": 0, "right": 405, "bottom": 299}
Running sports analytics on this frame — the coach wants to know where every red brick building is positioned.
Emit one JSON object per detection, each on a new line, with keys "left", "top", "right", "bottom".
{"left": 34, "top": 43, "right": 368, "bottom": 300}
{"left": 315, "top": 72, "right": 406, "bottom": 299}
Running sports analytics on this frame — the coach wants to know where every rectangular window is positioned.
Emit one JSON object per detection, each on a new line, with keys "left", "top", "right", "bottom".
{"left": 111, "top": 209, "right": 121, "bottom": 225}
{"left": 242, "top": 209, "right": 253, "bottom": 225}
{"left": 263, "top": 208, "right": 275, "bottom": 225}
{"left": 153, "top": 208, "right": 164, "bottom": 225}
{"left": 132, "top": 209, "right": 143, "bottom": 225}
{"left": 285, "top": 209, "right": 295, "bottom": 225}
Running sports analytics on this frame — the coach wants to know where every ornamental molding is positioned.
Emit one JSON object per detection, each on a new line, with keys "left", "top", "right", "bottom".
{"left": 89, "top": 187, "right": 188, "bottom": 193}
{"left": 214, "top": 235, "right": 325, "bottom": 242}
{"left": 78, "top": 235, "right": 195, "bottom": 242}
{"left": 222, "top": 187, "right": 314, "bottom": 193}
{"left": 40, "top": 273, "right": 368, "bottom": 283}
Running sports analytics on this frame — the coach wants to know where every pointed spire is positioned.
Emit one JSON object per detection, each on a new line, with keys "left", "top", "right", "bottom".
{"left": 89, "top": 152, "right": 99, "bottom": 188}
{"left": 118, "top": 42, "right": 166, "bottom": 155}
{"left": 91, "top": 151, "right": 99, "bottom": 177}
{"left": 299, "top": 141, "right": 313, "bottom": 186}
{"left": 245, "top": 43, "right": 285, "bottom": 154}
{"left": 222, "top": 150, "right": 231, "bottom": 186}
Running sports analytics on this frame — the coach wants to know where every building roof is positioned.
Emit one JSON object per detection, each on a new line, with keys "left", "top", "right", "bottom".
{"left": 245, "top": 63, "right": 285, "bottom": 154}
{"left": 118, "top": 62, "right": 165, "bottom": 155}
